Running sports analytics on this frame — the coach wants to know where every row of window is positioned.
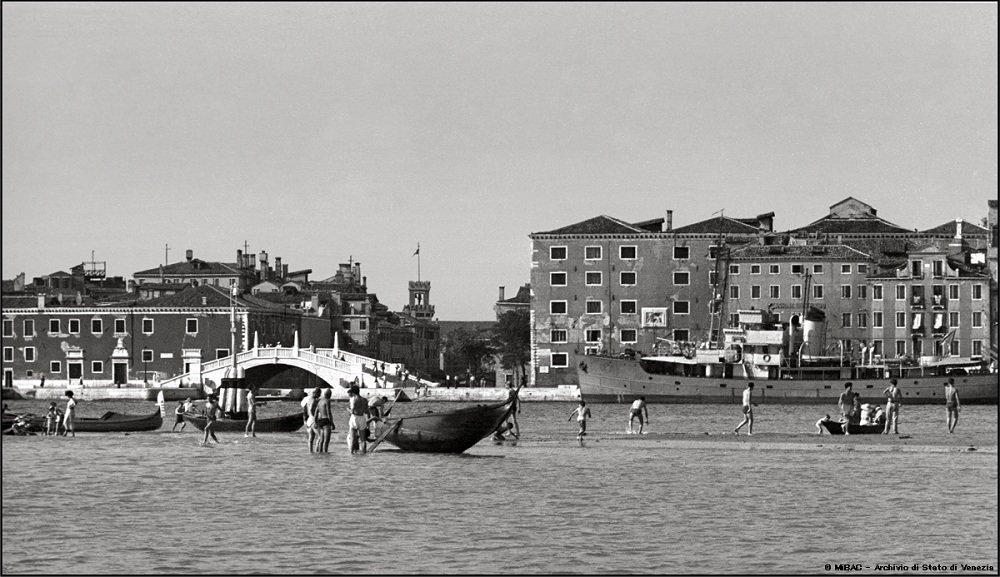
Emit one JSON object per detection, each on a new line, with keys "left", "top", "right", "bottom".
{"left": 549, "top": 245, "right": 646, "bottom": 261}
{"left": 2, "top": 318, "right": 202, "bottom": 338}
{"left": 2, "top": 348, "right": 231, "bottom": 366}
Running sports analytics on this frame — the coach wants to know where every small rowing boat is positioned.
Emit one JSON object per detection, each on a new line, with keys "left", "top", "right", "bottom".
{"left": 2, "top": 410, "right": 163, "bottom": 433}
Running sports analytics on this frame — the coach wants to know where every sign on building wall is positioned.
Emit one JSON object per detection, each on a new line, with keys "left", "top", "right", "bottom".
{"left": 641, "top": 308, "right": 668, "bottom": 327}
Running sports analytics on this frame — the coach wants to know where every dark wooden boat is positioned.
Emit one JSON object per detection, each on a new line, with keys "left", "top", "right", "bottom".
{"left": 819, "top": 420, "right": 884, "bottom": 435}
{"left": 182, "top": 412, "right": 304, "bottom": 433}
{"left": 2, "top": 411, "right": 163, "bottom": 433}
{"left": 370, "top": 395, "right": 517, "bottom": 453}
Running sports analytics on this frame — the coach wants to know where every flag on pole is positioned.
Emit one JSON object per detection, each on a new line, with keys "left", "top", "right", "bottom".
{"left": 413, "top": 245, "right": 420, "bottom": 256}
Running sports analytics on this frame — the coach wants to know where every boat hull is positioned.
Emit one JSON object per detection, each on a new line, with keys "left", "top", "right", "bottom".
{"left": 372, "top": 399, "right": 515, "bottom": 453}
{"left": 182, "top": 412, "right": 304, "bottom": 433}
{"left": 819, "top": 421, "right": 884, "bottom": 435}
{"left": 577, "top": 356, "right": 999, "bottom": 405}
{"left": 2, "top": 411, "right": 163, "bottom": 432}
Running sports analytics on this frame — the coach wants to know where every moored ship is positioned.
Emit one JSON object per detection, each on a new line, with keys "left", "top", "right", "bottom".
{"left": 577, "top": 309, "right": 998, "bottom": 405}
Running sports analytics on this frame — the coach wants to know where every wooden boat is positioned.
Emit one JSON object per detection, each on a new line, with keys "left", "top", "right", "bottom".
{"left": 182, "top": 411, "right": 304, "bottom": 433}
{"left": 2, "top": 410, "right": 163, "bottom": 433}
{"left": 819, "top": 420, "right": 884, "bottom": 435}
{"left": 370, "top": 394, "right": 517, "bottom": 454}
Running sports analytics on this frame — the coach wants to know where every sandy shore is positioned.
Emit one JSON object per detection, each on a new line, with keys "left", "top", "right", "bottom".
{"left": 557, "top": 431, "right": 997, "bottom": 453}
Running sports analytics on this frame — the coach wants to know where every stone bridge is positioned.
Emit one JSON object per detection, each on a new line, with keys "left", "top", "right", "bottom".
{"left": 160, "top": 342, "right": 430, "bottom": 397}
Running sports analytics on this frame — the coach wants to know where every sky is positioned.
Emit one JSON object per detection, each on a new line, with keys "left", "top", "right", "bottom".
{"left": 3, "top": 3, "right": 997, "bottom": 320}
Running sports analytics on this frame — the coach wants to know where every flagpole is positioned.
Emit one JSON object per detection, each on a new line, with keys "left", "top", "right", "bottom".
{"left": 414, "top": 243, "right": 421, "bottom": 282}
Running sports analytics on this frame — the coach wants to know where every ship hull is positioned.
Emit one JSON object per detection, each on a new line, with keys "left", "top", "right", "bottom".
{"left": 577, "top": 356, "right": 999, "bottom": 405}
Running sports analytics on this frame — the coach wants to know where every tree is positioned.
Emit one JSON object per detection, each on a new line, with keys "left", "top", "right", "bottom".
{"left": 493, "top": 309, "right": 530, "bottom": 387}
{"left": 442, "top": 327, "right": 496, "bottom": 384}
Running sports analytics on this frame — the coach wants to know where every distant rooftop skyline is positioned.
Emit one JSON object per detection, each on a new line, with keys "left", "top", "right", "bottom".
{"left": 3, "top": 3, "right": 996, "bottom": 320}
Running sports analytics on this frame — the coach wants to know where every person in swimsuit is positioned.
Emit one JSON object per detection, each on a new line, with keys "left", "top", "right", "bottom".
{"left": 882, "top": 378, "right": 902, "bottom": 434}
{"left": 347, "top": 385, "right": 371, "bottom": 454}
{"left": 506, "top": 383, "right": 521, "bottom": 438}
{"left": 45, "top": 402, "right": 62, "bottom": 436}
{"left": 202, "top": 394, "right": 221, "bottom": 445}
{"left": 244, "top": 387, "right": 261, "bottom": 438}
{"left": 62, "top": 390, "right": 77, "bottom": 437}
{"left": 838, "top": 382, "right": 855, "bottom": 435}
{"left": 627, "top": 396, "right": 649, "bottom": 434}
{"left": 944, "top": 377, "right": 960, "bottom": 433}
{"left": 568, "top": 401, "right": 592, "bottom": 439}
{"left": 172, "top": 400, "right": 187, "bottom": 432}
{"left": 303, "top": 388, "right": 321, "bottom": 453}
{"left": 734, "top": 382, "right": 754, "bottom": 435}
{"left": 313, "top": 388, "right": 335, "bottom": 452}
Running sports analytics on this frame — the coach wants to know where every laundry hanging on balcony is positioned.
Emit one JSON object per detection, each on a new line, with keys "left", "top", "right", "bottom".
{"left": 911, "top": 313, "right": 923, "bottom": 331}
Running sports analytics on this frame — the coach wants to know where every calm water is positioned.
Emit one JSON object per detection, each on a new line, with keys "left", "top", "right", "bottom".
{"left": 2, "top": 399, "right": 997, "bottom": 575}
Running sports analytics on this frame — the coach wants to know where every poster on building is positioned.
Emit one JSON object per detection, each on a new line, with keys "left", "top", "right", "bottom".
{"left": 641, "top": 307, "right": 668, "bottom": 327}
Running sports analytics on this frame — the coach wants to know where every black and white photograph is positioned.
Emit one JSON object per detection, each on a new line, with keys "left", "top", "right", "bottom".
{"left": 2, "top": 3, "right": 997, "bottom": 575}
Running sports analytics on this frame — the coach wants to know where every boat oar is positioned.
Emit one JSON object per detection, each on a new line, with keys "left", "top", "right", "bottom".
{"left": 367, "top": 420, "right": 402, "bottom": 453}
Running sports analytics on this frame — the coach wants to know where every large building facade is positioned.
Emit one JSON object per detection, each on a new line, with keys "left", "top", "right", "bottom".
{"left": 528, "top": 198, "right": 994, "bottom": 387}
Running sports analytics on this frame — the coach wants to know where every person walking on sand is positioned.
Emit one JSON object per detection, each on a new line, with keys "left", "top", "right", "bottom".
{"left": 201, "top": 394, "right": 221, "bottom": 445}
{"left": 882, "top": 378, "right": 902, "bottom": 434}
{"left": 62, "top": 390, "right": 77, "bottom": 437}
{"left": 734, "top": 382, "right": 754, "bottom": 435}
{"left": 627, "top": 396, "right": 649, "bottom": 434}
{"left": 944, "top": 378, "right": 960, "bottom": 433}
{"left": 838, "top": 382, "right": 855, "bottom": 435}
{"left": 568, "top": 401, "right": 592, "bottom": 439}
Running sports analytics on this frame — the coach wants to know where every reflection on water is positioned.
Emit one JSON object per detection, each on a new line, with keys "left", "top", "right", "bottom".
{"left": 2, "top": 401, "right": 997, "bottom": 574}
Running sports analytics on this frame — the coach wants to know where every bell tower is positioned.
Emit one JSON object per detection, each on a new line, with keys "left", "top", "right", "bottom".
{"left": 404, "top": 280, "right": 435, "bottom": 319}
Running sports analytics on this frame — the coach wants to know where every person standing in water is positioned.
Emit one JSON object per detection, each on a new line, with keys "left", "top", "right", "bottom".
{"left": 244, "top": 386, "right": 262, "bottom": 438}
{"left": 568, "top": 401, "right": 592, "bottom": 439}
{"left": 944, "top": 377, "right": 960, "bottom": 433}
{"left": 201, "top": 394, "right": 221, "bottom": 445}
{"left": 627, "top": 396, "right": 649, "bottom": 434}
{"left": 347, "top": 385, "right": 371, "bottom": 454}
{"left": 882, "top": 378, "right": 902, "bottom": 434}
{"left": 62, "top": 390, "right": 78, "bottom": 437}
{"left": 734, "top": 382, "right": 754, "bottom": 435}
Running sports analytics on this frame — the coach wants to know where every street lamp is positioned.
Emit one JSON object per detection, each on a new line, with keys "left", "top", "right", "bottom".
{"left": 142, "top": 348, "right": 149, "bottom": 385}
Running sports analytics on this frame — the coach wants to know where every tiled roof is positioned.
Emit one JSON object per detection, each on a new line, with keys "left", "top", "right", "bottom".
{"left": 789, "top": 216, "right": 910, "bottom": 235}
{"left": 729, "top": 244, "right": 871, "bottom": 260}
{"left": 141, "top": 284, "right": 244, "bottom": 308}
{"left": 532, "top": 215, "right": 646, "bottom": 235}
{"left": 133, "top": 259, "right": 242, "bottom": 277}
{"left": 2, "top": 295, "right": 42, "bottom": 308}
{"left": 438, "top": 320, "right": 496, "bottom": 338}
{"left": 921, "top": 220, "right": 989, "bottom": 236}
{"left": 670, "top": 216, "right": 762, "bottom": 235}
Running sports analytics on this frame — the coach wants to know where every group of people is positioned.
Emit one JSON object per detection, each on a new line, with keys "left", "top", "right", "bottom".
{"left": 299, "top": 385, "right": 391, "bottom": 454}
{"left": 814, "top": 377, "right": 962, "bottom": 434}
{"left": 567, "top": 395, "right": 650, "bottom": 440}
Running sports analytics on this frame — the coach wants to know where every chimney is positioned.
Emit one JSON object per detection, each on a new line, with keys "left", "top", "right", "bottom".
{"left": 76, "top": 292, "right": 82, "bottom": 305}
{"left": 186, "top": 249, "right": 193, "bottom": 261}
{"left": 362, "top": 276, "right": 367, "bottom": 289}
{"left": 666, "top": 210, "right": 673, "bottom": 231}
{"left": 202, "top": 296, "right": 208, "bottom": 306}
{"left": 58, "top": 293, "right": 64, "bottom": 305}
{"left": 283, "top": 264, "right": 289, "bottom": 278}
{"left": 38, "top": 295, "right": 45, "bottom": 309}
{"left": 955, "top": 218, "right": 963, "bottom": 240}
{"left": 258, "top": 251, "right": 267, "bottom": 270}
{"left": 237, "top": 249, "right": 243, "bottom": 266}
{"left": 311, "top": 294, "right": 319, "bottom": 311}
{"left": 499, "top": 286, "right": 505, "bottom": 301}
{"left": 275, "top": 257, "right": 282, "bottom": 276}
